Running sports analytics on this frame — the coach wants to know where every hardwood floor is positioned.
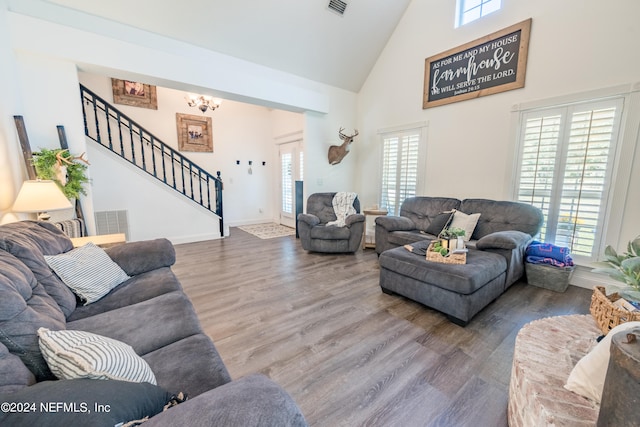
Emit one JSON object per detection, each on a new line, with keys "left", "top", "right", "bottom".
{"left": 172, "top": 229, "right": 592, "bottom": 427}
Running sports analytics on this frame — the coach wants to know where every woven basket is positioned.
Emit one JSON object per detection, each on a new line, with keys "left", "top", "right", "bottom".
{"left": 426, "top": 241, "right": 466, "bottom": 265}
{"left": 590, "top": 286, "right": 640, "bottom": 335}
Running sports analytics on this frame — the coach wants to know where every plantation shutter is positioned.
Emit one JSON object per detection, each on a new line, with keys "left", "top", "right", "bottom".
{"left": 380, "top": 131, "right": 421, "bottom": 216}
{"left": 281, "top": 151, "right": 293, "bottom": 213}
{"left": 516, "top": 98, "right": 622, "bottom": 260}
{"left": 516, "top": 111, "right": 563, "bottom": 242}
{"left": 299, "top": 150, "right": 304, "bottom": 180}
{"left": 556, "top": 104, "right": 620, "bottom": 256}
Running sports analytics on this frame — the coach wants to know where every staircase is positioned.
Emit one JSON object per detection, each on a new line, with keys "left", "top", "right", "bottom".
{"left": 80, "top": 84, "right": 223, "bottom": 235}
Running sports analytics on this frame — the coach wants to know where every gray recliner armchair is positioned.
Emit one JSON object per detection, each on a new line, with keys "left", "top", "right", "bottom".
{"left": 297, "top": 192, "right": 365, "bottom": 253}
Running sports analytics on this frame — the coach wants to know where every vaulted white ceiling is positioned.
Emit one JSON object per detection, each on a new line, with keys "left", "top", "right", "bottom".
{"left": 45, "top": 0, "right": 412, "bottom": 92}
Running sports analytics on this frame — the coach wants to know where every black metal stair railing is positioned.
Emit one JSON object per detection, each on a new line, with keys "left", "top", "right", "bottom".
{"left": 79, "top": 84, "right": 223, "bottom": 235}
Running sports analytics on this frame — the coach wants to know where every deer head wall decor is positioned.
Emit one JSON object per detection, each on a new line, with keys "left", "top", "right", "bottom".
{"left": 53, "top": 149, "right": 90, "bottom": 186}
{"left": 328, "top": 127, "right": 358, "bottom": 165}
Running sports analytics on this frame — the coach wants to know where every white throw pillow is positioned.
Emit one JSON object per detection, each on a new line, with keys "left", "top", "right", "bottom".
{"left": 564, "top": 321, "right": 640, "bottom": 403}
{"left": 44, "top": 242, "right": 130, "bottom": 304}
{"left": 38, "top": 328, "right": 156, "bottom": 384}
{"left": 449, "top": 210, "right": 481, "bottom": 241}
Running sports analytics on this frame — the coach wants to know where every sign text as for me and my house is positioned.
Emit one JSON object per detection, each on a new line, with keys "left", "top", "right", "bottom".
{"left": 423, "top": 19, "right": 531, "bottom": 109}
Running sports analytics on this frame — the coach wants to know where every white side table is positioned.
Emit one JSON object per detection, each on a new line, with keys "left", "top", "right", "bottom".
{"left": 70, "top": 233, "right": 126, "bottom": 248}
{"left": 362, "top": 209, "right": 388, "bottom": 249}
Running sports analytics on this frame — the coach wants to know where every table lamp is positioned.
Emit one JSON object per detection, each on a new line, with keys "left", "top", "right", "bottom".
{"left": 12, "top": 180, "right": 73, "bottom": 220}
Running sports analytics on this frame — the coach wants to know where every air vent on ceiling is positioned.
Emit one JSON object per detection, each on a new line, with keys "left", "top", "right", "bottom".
{"left": 328, "top": 0, "right": 348, "bottom": 16}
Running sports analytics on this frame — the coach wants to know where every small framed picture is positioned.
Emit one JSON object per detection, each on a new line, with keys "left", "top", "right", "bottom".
{"left": 176, "top": 113, "right": 213, "bottom": 152}
{"left": 111, "top": 78, "right": 158, "bottom": 110}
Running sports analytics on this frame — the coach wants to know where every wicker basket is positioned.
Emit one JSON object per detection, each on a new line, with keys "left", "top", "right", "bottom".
{"left": 590, "top": 286, "right": 640, "bottom": 335}
{"left": 426, "top": 241, "right": 467, "bottom": 265}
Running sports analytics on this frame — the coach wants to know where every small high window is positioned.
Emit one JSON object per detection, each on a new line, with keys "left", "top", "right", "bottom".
{"left": 456, "top": 0, "right": 501, "bottom": 27}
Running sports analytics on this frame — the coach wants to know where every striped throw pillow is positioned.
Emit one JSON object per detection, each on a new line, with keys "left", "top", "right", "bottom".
{"left": 37, "top": 328, "right": 156, "bottom": 384}
{"left": 44, "top": 242, "right": 130, "bottom": 304}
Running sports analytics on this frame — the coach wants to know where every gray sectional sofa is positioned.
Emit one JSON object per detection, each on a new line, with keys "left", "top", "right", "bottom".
{"left": 375, "top": 197, "right": 544, "bottom": 324}
{"left": 0, "top": 221, "right": 307, "bottom": 426}
{"left": 376, "top": 197, "right": 544, "bottom": 287}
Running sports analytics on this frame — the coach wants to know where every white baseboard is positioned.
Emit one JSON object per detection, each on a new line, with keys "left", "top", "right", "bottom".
{"left": 570, "top": 265, "right": 619, "bottom": 290}
{"left": 166, "top": 233, "right": 221, "bottom": 245}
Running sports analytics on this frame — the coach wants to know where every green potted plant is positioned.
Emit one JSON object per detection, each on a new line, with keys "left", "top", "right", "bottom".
{"left": 31, "top": 148, "right": 90, "bottom": 200}
{"left": 592, "top": 236, "right": 640, "bottom": 302}
{"left": 438, "top": 226, "right": 466, "bottom": 251}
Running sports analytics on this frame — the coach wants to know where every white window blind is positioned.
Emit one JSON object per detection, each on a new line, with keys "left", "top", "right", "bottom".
{"left": 516, "top": 98, "right": 623, "bottom": 260}
{"left": 380, "top": 131, "right": 421, "bottom": 216}
{"left": 299, "top": 150, "right": 304, "bottom": 181}
{"left": 281, "top": 152, "right": 293, "bottom": 213}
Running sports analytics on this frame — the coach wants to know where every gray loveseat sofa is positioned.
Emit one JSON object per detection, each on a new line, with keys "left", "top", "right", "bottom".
{"left": 0, "top": 221, "right": 307, "bottom": 426}
{"left": 376, "top": 197, "right": 544, "bottom": 288}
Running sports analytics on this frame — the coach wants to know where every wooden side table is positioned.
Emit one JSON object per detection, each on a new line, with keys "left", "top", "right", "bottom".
{"left": 362, "top": 209, "right": 388, "bottom": 249}
{"left": 70, "top": 233, "right": 126, "bottom": 248}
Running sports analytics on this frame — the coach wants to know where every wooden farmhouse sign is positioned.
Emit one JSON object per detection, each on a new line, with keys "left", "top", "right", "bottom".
{"left": 423, "top": 19, "right": 531, "bottom": 109}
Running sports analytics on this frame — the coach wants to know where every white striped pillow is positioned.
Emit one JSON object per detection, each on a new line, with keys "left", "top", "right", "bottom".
{"left": 44, "top": 242, "right": 130, "bottom": 304}
{"left": 37, "top": 328, "right": 156, "bottom": 384}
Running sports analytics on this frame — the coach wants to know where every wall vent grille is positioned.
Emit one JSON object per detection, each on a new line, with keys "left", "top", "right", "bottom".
{"left": 95, "top": 210, "right": 130, "bottom": 240}
{"left": 328, "top": 0, "right": 347, "bottom": 15}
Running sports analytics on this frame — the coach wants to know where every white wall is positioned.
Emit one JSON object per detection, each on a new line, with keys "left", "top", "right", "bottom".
{"left": 304, "top": 86, "right": 360, "bottom": 198}
{"left": 358, "top": 0, "right": 640, "bottom": 258}
{"left": 80, "top": 72, "right": 283, "bottom": 238}
{"left": 0, "top": 1, "right": 358, "bottom": 240}
{"left": 0, "top": 2, "right": 22, "bottom": 224}
{"left": 88, "top": 145, "right": 220, "bottom": 243}
{"left": 271, "top": 112, "right": 303, "bottom": 139}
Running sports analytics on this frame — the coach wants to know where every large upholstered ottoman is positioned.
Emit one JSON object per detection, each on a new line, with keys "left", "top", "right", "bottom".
{"left": 379, "top": 245, "right": 507, "bottom": 325}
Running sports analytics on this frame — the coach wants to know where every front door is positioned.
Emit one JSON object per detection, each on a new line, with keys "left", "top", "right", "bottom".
{"left": 279, "top": 142, "right": 297, "bottom": 228}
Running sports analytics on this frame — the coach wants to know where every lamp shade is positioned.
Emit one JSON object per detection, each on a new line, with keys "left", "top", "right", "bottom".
{"left": 12, "top": 180, "right": 73, "bottom": 213}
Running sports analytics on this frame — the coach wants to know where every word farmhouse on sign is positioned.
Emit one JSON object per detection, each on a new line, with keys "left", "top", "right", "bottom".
{"left": 423, "top": 19, "right": 531, "bottom": 109}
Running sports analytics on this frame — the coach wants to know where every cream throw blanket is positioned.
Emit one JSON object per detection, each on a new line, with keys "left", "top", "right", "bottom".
{"left": 327, "top": 192, "right": 357, "bottom": 227}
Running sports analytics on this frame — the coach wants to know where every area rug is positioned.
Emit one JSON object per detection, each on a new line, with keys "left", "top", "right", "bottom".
{"left": 237, "top": 223, "right": 296, "bottom": 239}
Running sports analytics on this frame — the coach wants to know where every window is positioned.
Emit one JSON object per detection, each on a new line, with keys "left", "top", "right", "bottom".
{"left": 299, "top": 150, "right": 304, "bottom": 181}
{"left": 379, "top": 130, "right": 422, "bottom": 216}
{"left": 515, "top": 98, "right": 623, "bottom": 261}
{"left": 456, "top": 0, "right": 501, "bottom": 27}
{"left": 281, "top": 151, "right": 293, "bottom": 214}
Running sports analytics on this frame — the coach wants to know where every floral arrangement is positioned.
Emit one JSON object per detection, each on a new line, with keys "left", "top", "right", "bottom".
{"left": 430, "top": 227, "right": 467, "bottom": 256}
{"left": 438, "top": 226, "right": 466, "bottom": 240}
{"left": 32, "top": 148, "right": 90, "bottom": 199}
